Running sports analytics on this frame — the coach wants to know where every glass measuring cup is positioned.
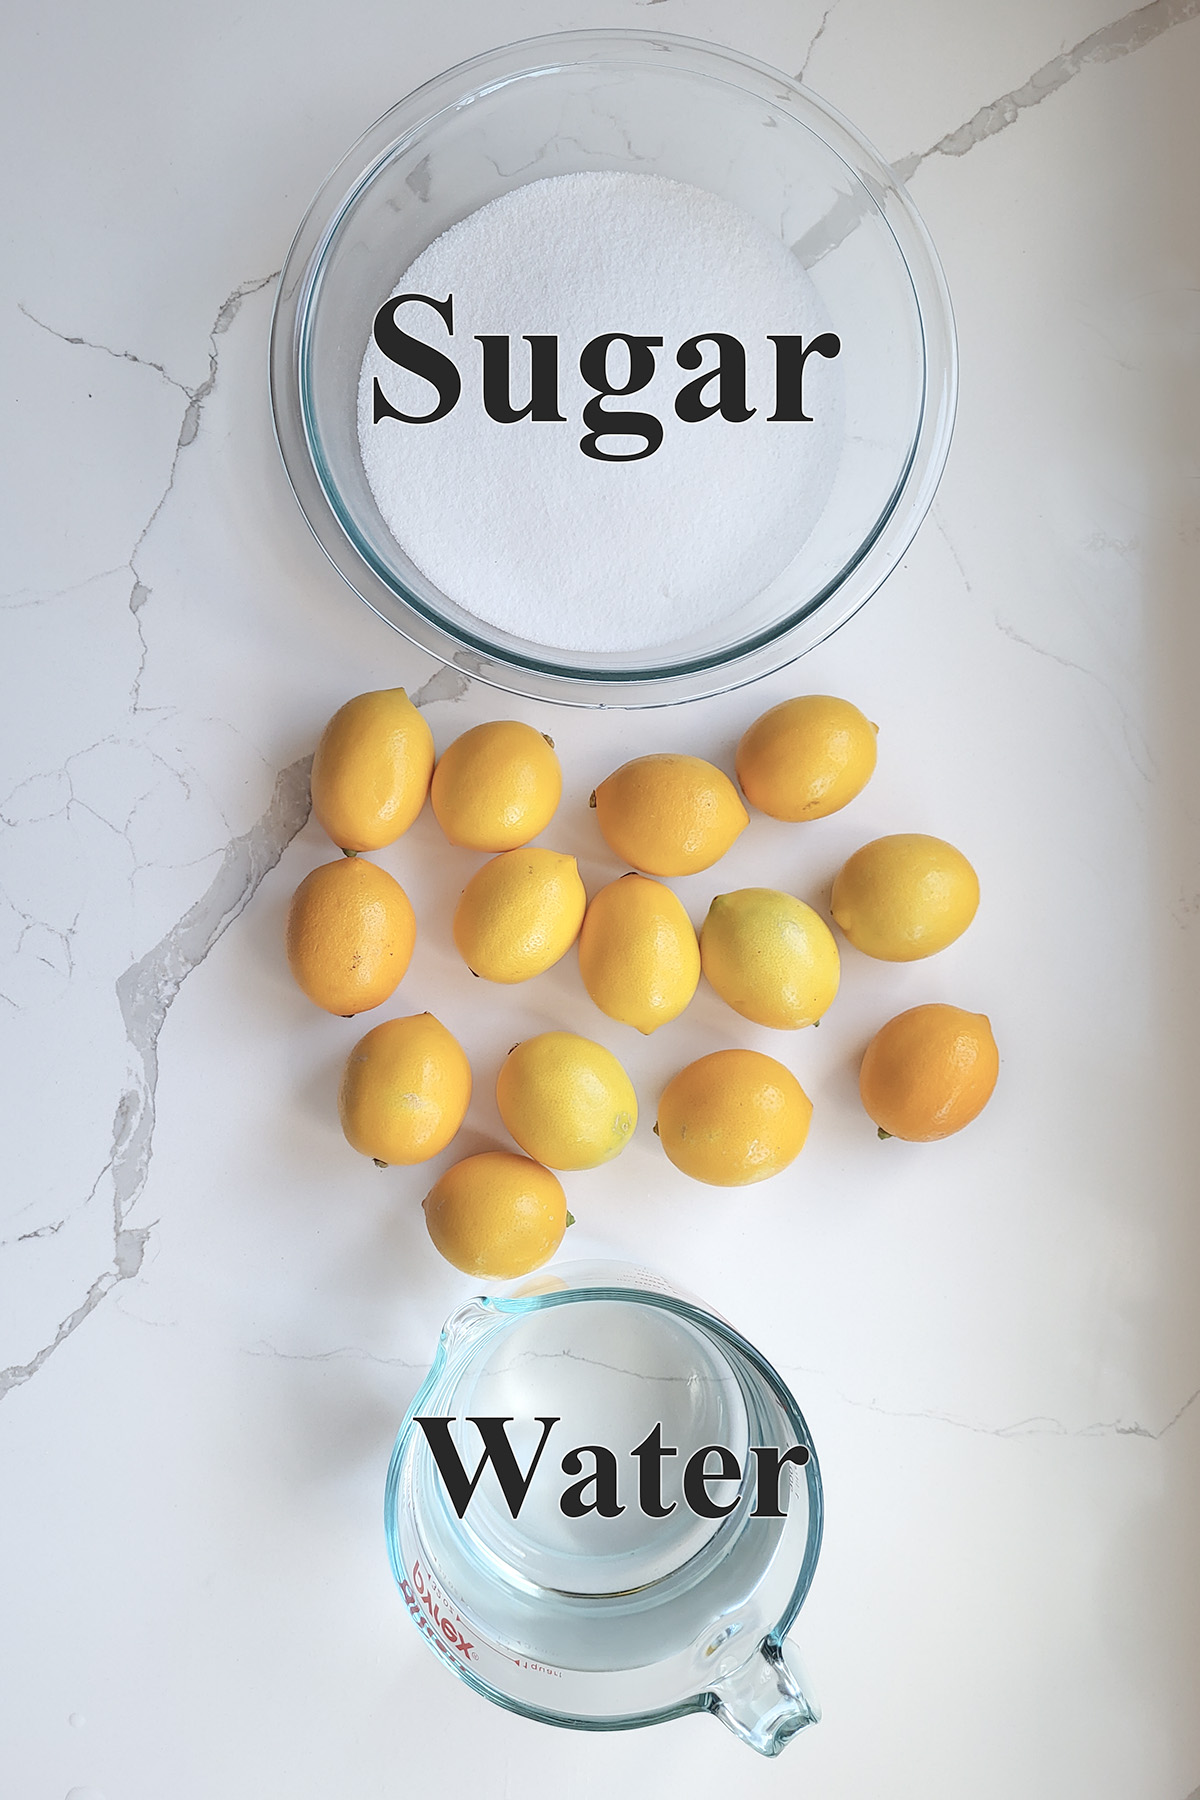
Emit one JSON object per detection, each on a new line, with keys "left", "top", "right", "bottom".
{"left": 384, "top": 1262, "right": 822, "bottom": 1756}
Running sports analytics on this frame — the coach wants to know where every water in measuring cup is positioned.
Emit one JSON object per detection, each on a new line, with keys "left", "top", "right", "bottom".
{"left": 451, "top": 1300, "right": 750, "bottom": 1595}
{"left": 413, "top": 1299, "right": 796, "bottom": 1672}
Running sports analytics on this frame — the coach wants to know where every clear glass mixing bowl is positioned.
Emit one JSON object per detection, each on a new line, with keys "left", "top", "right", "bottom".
{"left": 270, "top": 30, "right": 956, "bottom": 707}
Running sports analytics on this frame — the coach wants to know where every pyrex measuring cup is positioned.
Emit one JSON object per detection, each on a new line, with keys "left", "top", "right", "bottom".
{"left": 384, "top": 1262, "right": 822, "bottom": 1756}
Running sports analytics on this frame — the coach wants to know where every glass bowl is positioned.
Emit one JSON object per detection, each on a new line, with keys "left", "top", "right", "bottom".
{"left": 270, "top": 30, "right": 956, "bottom": 707}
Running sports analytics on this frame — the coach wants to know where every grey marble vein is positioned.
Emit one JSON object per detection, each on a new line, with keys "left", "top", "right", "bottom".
{"left": 0, "top": 564, "right": 128, "bottom": 610}
{"left": 782, "top": 1366, "right": 1200, "bottom": 1442}
{"left": 16, "top": 275, "right": 279, "bottom": 686}
{"left": 17, "top": 302, "right": 191, "bottom": 393}
{"left": 993, "top": 617, "right": 1156, "bottom": 781}
{"left": 797, "top": 2, "right": 837, "bottom": 82}
{"left": 16, "top": 1220, "right": 66, "bottom": 1242}
{"left": 0, "top": 887, "right": 77, "bottom": 1009}
{"left": 0, "top": 755, "right": 312, "bottom": 1402}
{"left": 0, "top": 736, "right": 193, "bottom": 836}
{"left": 793, "top": 0, "right": 1199, "bottom": 268}
{"left": 895, "top": 0, "right": 1200, "bottom": 182}
{"left": 931, "top": 515, "right": 1156, "bottom": 785}
{"left": 410, "top": 664, "right": 472, "bottom": 707}
{"left": 127, "top": 273, "right": 278, "bottom": 708}
{"left": 405, "top": 155, "right": 432, "bottom": 202}
{"left": 932, "top": 511, "right": 973, "bottom": 592}
{"left": 246, "top": 1341, "right": 424, "bottom": 1369}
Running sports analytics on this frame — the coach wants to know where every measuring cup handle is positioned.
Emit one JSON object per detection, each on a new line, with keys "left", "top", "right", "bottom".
{"left": 707, "top": 1639, "right": 820, "bottom": 1757}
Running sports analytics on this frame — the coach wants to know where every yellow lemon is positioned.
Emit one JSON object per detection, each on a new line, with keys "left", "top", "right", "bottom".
{"left": 452, "top": 848, "right": 586, "bottom": 982}
{"left": 496, "top": 1032, "right": 637, "bottom": 1171}
{"left": 577, "top": 873, "right": 700, "bottom": 1034}
{"left": 310, "top": 688, "right": 434, "bottom": 852}
{"left": 831, "top": 834, "right": 980, "bottom": 961}
{"left": 700, "top": 888, "right": 840, "bottom": 1029}
{"left": 338, "top": 1013, "right": 472, "bottom": 1165}
{"left": 423, "top": 1151, "right": 569, "bottom": 1277}
{"left": 736, "top": 694, "right": 878, "bottom": 821}
{"left": 860, "top": 1005, "right": 998, "bottom": 1141}
{"left": 591, "top": 754, "right": 749, "bottom": 877}
{"left": 285, "top": 857, "right": 415, "bottom": 1015}
{"left": 431, "top": 720, "right": 562, "bottom": 851}
{"left": 656, "top": 1049, "right": 812, "bottom": 1186}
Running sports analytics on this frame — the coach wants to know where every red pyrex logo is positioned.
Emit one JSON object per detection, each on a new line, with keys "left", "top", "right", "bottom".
{"left": 400, "top": 1560, "right": 476, "bottom": 1664}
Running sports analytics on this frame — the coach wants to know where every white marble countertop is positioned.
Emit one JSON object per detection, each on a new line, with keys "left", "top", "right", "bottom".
{"left": 3, "top": 2, "right": 1199, "bottom": 1795}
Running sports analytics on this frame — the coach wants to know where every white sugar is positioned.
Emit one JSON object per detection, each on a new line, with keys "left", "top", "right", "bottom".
{"left": 357, "top": 172, "right": 842, "bottom": 655}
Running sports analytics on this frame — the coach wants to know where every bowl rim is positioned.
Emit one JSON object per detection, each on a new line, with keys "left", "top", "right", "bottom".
{"left": 269, "top": 27, "right": 957, "bottom": 708}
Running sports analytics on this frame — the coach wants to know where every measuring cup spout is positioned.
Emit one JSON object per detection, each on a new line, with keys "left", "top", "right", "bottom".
{"left": 708, "top": 1640, "right": 820, "bottom": 1757}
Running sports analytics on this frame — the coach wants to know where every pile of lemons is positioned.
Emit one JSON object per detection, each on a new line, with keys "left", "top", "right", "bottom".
{"left": 285, "top": 689, "right": 997, "bottom": 1279}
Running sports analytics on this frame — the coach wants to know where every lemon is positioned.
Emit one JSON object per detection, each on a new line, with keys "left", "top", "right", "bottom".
{"left": 656, "top": 1048, "right": 812, "bottom": 1186}
{"left": 591, "top": 754, "right": 749, "bottom": 877}
{"left": 860, "top": 1004, "right": 998, "bottom": 1141}
{"left": 700, "top": 888, "right": 840, "bottom": 1029}
{"left": 285, "top": 857, "right": 415, "bottom": 1015}
{"left": 577, "top": 873, "right": 700, "bottom": 1034}
{"left": 736, "top": 694, "right": 878, "bottom": 822}
{"left": 496, "top": 1032, "right": 637, "bottom": 1171}
{"left": 452, "top": 848, "right": 586, "bottom": 983}
{"left": 423, "top": 1151, "right": 569, "bottom": 1277}
{"left": 431, "top": 720, "right": 562, "bottom": 851}
{"left": 831, "top": 834, "right": 980, "bottom": 961}
{"left": 338, "top": 1013, "right": 472, "bottom": 1165}
{"left": 310, "top": 689, "right": 435, "bottom": 852}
